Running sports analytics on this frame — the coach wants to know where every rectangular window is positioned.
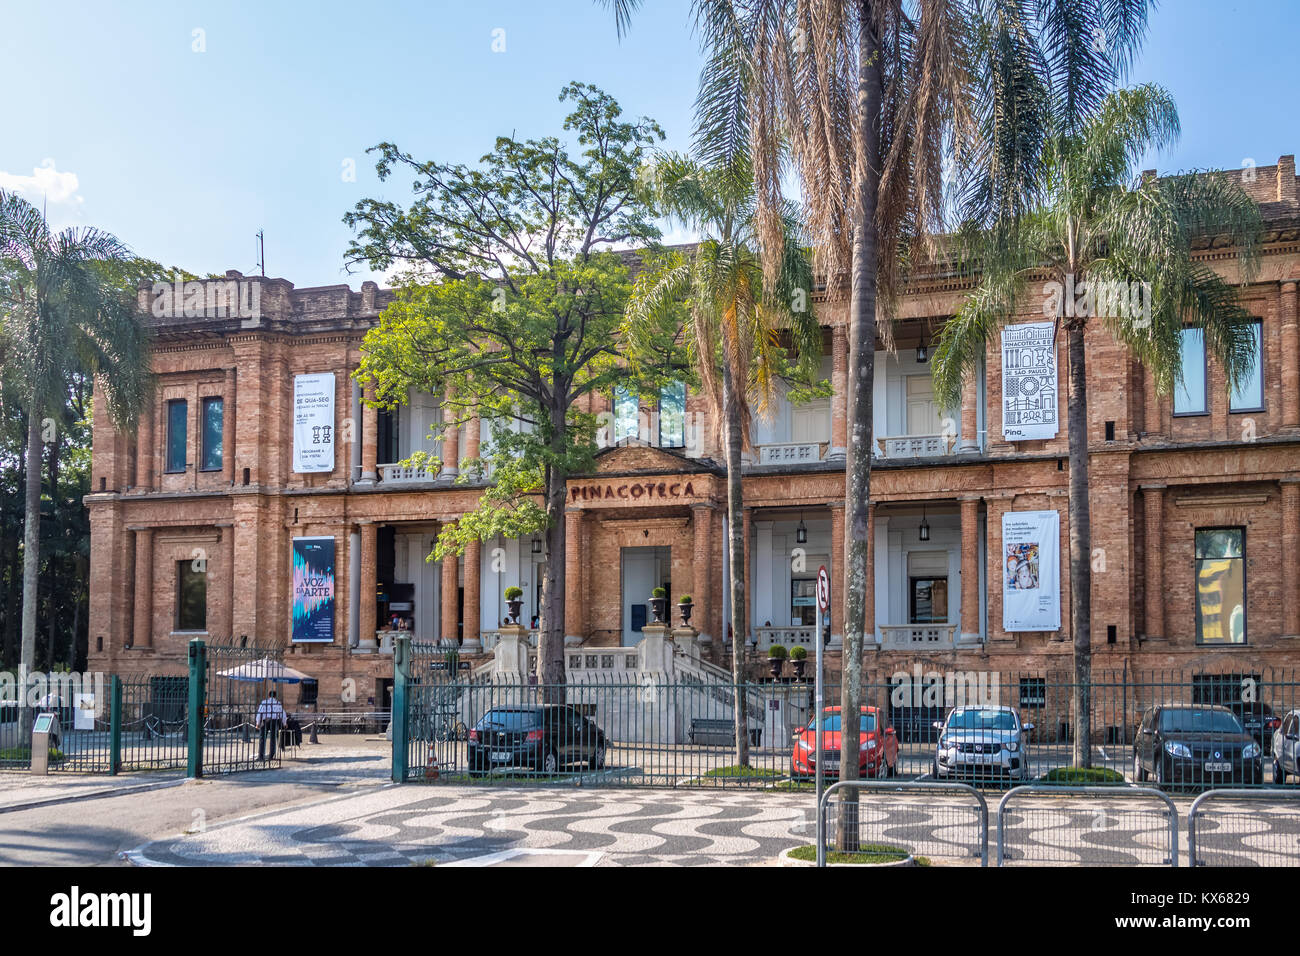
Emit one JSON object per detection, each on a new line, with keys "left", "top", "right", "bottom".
{"left": 175, "top": 560, "right": 207, "bottom": 632}
{"left": 909, "top": 576, "right": 949, "bottom": 624}
{"left": 1195, "top": 528, "right": 1245, "bottom": 645}
{"left": 200, "top": 397, "right": 223, "bottom": 471}
{"left": 613, "top": 386, "right": 639, "bottom": 443}
{"left": 1229, "top": 320, "right": 1264, "bottom": 412}
{"left": 1173, "top": 328, "right": 1207, "bottom": 415}
{"left": 165, "top": 400, "right": 188, "bottom": 472}
{"left": 659, "top": 381, "right": 686, "bottom": 448}
{"left": 791, "top": 578, "right": 816, "bottom": 626}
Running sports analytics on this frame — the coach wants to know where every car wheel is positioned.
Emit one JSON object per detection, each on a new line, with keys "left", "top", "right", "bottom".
{"left": 1153, "top": 759, "right": 1164, "bottom": 789}
{"left": 887, "top": 757, "right": 897, "bottom": 778}
{"left": 1133, "top": 751, "right": 1147, "bottom": 783}
{"left": 590, "top": 743, "right": 606, "bottom": 770}
{"left": 541, "top": 750, "right": 558, "bottom": 774}
{"left": 931, "top": 759, "right": 940, "bottom": 778}
{"left": 1274, "top": 759, "right": 1285, "bottom": 785}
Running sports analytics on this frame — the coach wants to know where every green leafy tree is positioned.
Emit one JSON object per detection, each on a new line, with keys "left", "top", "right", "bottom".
{"left": 345, "top": 83, "right": 680, "bottom": 691}
{"left": 934, "top": 84, "right": 1262, "bottom": 765}
{"left": 625, "top": 150, "right": 821, "bottom": 765}
{"left": 0, "top": 192, "right": 151, "bottom": 708}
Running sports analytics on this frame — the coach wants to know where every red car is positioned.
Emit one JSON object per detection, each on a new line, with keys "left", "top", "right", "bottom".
{"left": 791, "top": 706, "right": 899, "bottom": 779}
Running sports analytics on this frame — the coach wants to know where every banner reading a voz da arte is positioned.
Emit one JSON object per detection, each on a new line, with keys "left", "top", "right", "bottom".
{"left": 1002, "top": 510, "right": 1060, "bottom": 632}
{"left": 293, "top": 373, "right": 335, "bottom": 473}
{"left": 292, "top": 536, "right": 335, "bottom": 643}
{"left": 1001, "top": 321, "right": 1059, "bottom": 441}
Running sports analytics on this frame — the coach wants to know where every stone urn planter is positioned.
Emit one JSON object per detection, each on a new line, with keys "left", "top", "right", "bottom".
{"left": 767, "top": 644, "right": 787, "bottom": 680}
{"left": 504, "top": 586, "right": 524, "bottom": 625}
{"left": 648, "top": 588, "right": 668, "bottom": 624}
{"left": 678, "top": 596, "right": 694, "bottom": 626}
{"left": 790, "top": 650, "right": 807, "bottom": 680}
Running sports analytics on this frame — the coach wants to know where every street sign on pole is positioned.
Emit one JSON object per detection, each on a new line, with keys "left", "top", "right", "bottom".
{"left": 814, "top": 565, "right": 828, "bottom": 865}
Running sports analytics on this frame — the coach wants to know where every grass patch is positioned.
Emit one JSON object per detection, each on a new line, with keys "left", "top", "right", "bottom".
{"left": 0, "top": 746, "right": 64, "bottom": 762}
{"left": 704, "top": 765, "right": 783, "bottom": 779}
{"left": 1039, "top": 766, "right": 1126, "bottom": 785}
{"left": 789, "top": 843, "right": 917, "bottom": 865}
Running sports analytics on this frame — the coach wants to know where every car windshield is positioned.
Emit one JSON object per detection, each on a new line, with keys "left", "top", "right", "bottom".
{"left": 477, "top": 709, "right": 540, "bottom": 731}
{"left": 810, "top": 713, "right": 876, "bottom": 733}
{"left": 946, "top": 709, "right": 1017, "bottom": 731}
{"left": 1159, "top": 709, "right": 1243, "bottom": 734}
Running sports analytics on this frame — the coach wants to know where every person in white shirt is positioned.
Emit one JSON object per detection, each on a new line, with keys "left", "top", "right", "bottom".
{"left": 256, "top": 691, "right": 287, "bottom": 761}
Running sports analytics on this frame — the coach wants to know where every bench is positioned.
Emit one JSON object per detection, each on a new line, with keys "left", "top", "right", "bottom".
{"left": 688, "top": 718, "right": 761, "bottom": 747}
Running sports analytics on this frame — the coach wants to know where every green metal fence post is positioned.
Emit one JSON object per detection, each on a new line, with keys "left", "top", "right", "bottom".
{"left": 187, "top": 638, "right": 207, "bottom": 778}
{"left": 109, "top": 675, "right": 123, "bottom": 776}
{"left": 392, "top": 635, "right": 411, "bottom": 783}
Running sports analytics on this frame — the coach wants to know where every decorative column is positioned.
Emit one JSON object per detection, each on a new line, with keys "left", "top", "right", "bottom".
{"left": 132, "top": 528, "right": 153, "bottom": 649}
{"left": 134, "top": 398, "right": 154, "bottom": 491}
{"left": 985, "top": 495, "right": 1013, "bottom": 642}
{"left": 564, "top": 508, "right": 584, "bottom": 645}
{"left": 691, "top": 503, "right": 713, "bottom": 644}
{"left": 358, "top": 521, "right": 378, "bottom": 651}
{"left": 959, "top": 365, "right": 979, "bottom": 453}
{"left": 463, "top": 411, "right": 481, "bottom": 466}
{"left": 1283, "top": 479, "right": 1300, "bottom": 638}
{"left": 829, "top": 502, "right": 845, "bottom": 643}
{"left": 223, "top": 522, "right": 236, "bottom": 638}
{"left": 863, "top": 501, "right": 875, "bottom": 645}
{"left": 829, "top": 325, "right": 848, "bottom": 458}
{"left": 223, "top": 367, "right": 237, "bottom": 484}
{"left": 359, "top": 386, "right": 378, "bottom": 483}
{"left": 1141, "top": 485, "right": 1166, "bottom": 641}
{"left": 463, "top": 537, "right": 482, "bottom": 651}
{"left": 441, "top": 388, "right": 459, "bottom": 479}
{"left": 441, "top": 521, "right": 460, "bottom": 645}
{"left": 742, "top": 507, "right": 753, "bottom": 647}
{"left": 959, "top": 496, "right": 981, "bottom": 644}
{"left": 1282, "top": 281, "right": 1299, "bottom": 429}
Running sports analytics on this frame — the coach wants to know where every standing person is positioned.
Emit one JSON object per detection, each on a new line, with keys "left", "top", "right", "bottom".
{"left": 256, "top": 690, "right": 287, "bottom": 761}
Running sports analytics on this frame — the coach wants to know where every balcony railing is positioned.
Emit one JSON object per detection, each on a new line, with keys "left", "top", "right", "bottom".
{"left": 876, "top": 433, "right": 955, "bottom": 459}
{"left": 756, "top": 442, "right": 825, "bottom": 466}
{"left": 879, "top": 623, "right": 958, "bottom": 649}
{"left": 380, "top": 462, "right": 436, "bottom": 483}
{"left": 755, "top": 626, "right": 816, "bottom": 652}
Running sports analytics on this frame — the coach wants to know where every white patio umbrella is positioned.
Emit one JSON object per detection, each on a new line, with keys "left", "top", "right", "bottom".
{"left": 217, "top": 658, "right": 312, "bottom": 683}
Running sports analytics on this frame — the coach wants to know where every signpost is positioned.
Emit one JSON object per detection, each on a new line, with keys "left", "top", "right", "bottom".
{"left": 815, "top": 565, "right": 829, "bottom": 866}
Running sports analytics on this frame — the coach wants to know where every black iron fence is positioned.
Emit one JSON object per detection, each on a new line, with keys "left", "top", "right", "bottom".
{"left": 395, "top": 665, "right": 1300, "bottom": 791}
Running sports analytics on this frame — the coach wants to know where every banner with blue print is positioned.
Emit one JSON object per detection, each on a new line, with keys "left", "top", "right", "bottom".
{"left": 292, "top": 536, "right": 335, "bottom": 643}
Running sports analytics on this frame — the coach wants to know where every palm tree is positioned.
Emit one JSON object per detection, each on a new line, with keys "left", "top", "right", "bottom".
{"left": 0, "top": 191, "right": 150, "bottom": 723}
{"left": 933, "top": 84, "right": 1262, "bottom": 765}
{"left": 625, "top": 152, "right": 821, "bottom": 767}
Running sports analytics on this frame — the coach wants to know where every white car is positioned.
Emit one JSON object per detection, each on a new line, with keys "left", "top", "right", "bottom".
{"left": 932, "top": 705, "right": 1034, "bottom": 781}
{"left": 1272, "top": 709, "right": 1300, "bottom": 783}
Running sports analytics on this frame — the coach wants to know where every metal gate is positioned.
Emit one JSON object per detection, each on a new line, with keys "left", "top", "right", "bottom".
{"left": 201, "top": 640, "right": 287, "bottom": 773}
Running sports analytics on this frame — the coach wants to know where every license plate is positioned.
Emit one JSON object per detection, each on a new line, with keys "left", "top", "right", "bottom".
{"left": 1205, "top": 761, "right": 1232, "bottom": 773}
{"left": 491, "top": 751, "right": 511, "bottom": 762}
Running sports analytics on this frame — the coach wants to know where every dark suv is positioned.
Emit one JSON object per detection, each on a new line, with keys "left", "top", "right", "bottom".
{"left": 1132, "top": 705, "right": 1262, "bottom": 788}
{"left": 468, "top": 705, "right": 607, "bottom": 776}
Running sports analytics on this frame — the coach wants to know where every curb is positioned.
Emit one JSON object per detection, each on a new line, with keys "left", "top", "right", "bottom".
{"left": 779, "top": 845, "right": 915, "bottom": 867}
{"left": 0, "top": 776, "right": 188, "bottom": 815}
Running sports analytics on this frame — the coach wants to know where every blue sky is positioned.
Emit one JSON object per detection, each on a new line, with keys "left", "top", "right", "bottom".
{"left": 1, "top": 0, "right": 1296, "bottom": 288}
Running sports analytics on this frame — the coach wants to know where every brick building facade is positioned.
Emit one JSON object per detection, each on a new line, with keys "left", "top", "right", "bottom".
{"left": 86, "top": 157, "right": 1300, "bottom": 710}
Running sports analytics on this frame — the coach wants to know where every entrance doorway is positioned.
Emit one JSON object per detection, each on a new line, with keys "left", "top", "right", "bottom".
{"left": 621, "top": 546, "right": 671, "bottom": 645}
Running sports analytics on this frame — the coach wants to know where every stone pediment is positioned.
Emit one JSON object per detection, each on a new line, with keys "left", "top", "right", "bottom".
{"left": 587, "top": 441, "right": 722, "bottom": 478}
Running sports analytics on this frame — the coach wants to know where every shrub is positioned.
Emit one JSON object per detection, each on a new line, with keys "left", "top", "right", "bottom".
{"left": 651, "top": 587, "right": 666, "bottom": 598}
{"left": 678, "top": 594, "right": 693, "bottom": 603}
{"left": 789, "top": 646, "right": 807, "bottom": 660}
{"left": 503, "top": 586, "right": 523, "bottom": 601}
{"left": 767, "top": 644, "right": 788, "bottom": 659}
{"left": 1040, "top": 766, "right": 1126, "bottom": 785}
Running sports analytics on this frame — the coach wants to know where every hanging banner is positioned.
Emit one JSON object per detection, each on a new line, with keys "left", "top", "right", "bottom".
{"left": 292, "top": 536, "right": 335, "bottom": 643}
{"left": 1002, "top": 510, "right": 1061, "bottom": 632}
{"left": 1001, "top": 322, "right": 1059, "bottom": 440}
{"left": 293, "top": 373, "right": 335, "bottom": 473}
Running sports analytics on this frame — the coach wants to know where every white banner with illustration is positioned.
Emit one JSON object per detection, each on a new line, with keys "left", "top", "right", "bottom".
{"left": 1002, "top": 509, "right": 1061, "bottom": 632}
{"left": 1001, "top": 322, "right": 1059, "bottom": 440}
{"left": 293, "top": 373, "right": 335, "bottom": 473}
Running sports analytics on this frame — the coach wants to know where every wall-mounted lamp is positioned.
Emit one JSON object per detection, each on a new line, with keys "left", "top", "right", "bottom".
{"left": 916, "top": 328, "right": 929, "bottom": 364}
{"left": 531, "top": 537, "right": 542, "bottom": 554}
{"left": 796, "top": 513, "right": 807, "bottom": 544}
{"left": 918, "top": 504, "right": 930, "bottom": 542}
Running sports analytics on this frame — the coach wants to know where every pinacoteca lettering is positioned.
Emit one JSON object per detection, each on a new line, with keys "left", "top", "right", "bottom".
{"left": 571, "top": 481, "right": 696, "bottom": 503}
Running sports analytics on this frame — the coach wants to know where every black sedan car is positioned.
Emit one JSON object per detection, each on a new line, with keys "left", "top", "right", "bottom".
{"left": 468, "top": 705, "right": 606, "bottom": 776}
{"left": 1132, "top": 705, "right": 1263, "bottom": 788}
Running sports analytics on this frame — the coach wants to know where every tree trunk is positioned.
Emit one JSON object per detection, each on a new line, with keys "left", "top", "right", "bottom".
{"left": 838, "top": 0, "right": 882, "bottom": 852}
{"left": 1067, "top": 323, "right": 1092, "bottom": 767}
{"left": 722, "top": 362, "right": 749, "bottom": 767}
{"left": 538, "top": 407, "right": 569, "bottom": 702}
{"left": 20, "top": 399, "right": 43, "bottom": 731}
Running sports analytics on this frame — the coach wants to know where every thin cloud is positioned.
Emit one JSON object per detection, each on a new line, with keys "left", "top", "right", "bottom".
{"left": 0, "top": 158, "right": 84, "bottom": 210}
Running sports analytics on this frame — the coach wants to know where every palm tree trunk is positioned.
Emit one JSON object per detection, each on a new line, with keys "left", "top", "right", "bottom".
{"left": 1066, "top": 323, "right": 1092, "bottom": 767}
{"left": 20, "top": 400, "right": 42, "bottom": 731}
{"left": 838, "top": 0, "right": 882, "bottom": 852}
{"left": 723, "top": 363, "right": 749, "bottom": 767}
